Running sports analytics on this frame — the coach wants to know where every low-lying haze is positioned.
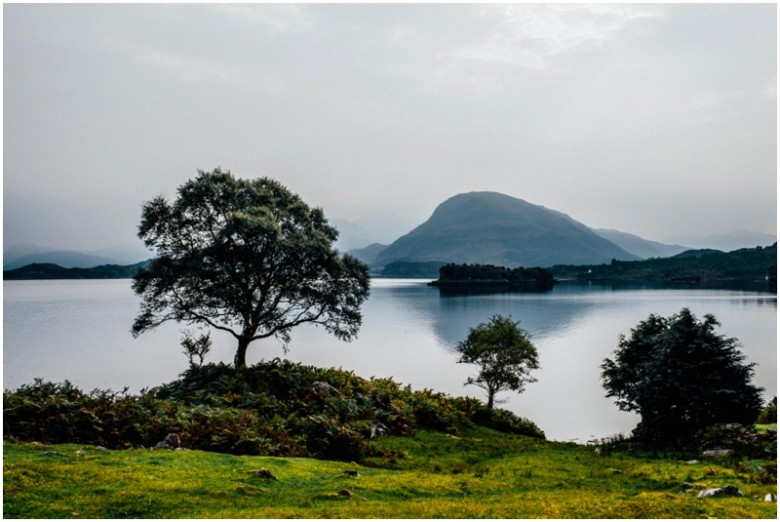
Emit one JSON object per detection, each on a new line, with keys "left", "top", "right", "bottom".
{"left": 3, "top": 3, "right": 776, "bottom": 253}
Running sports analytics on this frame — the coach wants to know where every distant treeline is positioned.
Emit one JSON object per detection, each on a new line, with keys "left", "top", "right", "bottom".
{"left": 429, "top": 263, "right": 555, "bottom": 292}
{"left": 5, "top": 244, "right": 777, "bottom": 290}
{"left": 550, "top": 243, "right": 777, "bottom": 287}
{"left": 3, "top": 262, "right": 149, "bottom": 280}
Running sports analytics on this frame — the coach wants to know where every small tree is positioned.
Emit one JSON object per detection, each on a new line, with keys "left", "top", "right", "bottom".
{"left": 456, "top": 315, "right": 540, "bottom": 409}
{"left": 601, "top": 308, "right": 763, "bottom": 445}
{"left": 181, "top": 330, "right": 212, "bottom": 368}
{"left": 132, "top": 169, "right": 371, "bottom": 368}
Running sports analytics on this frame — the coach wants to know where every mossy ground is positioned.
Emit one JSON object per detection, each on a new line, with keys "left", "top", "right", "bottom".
{"left": 4, "top": 427, "right": 777, "bottom": 518}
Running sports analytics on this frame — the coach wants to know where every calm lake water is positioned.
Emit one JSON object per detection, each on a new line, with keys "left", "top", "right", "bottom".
{"left": 3, "top": 278, "right": 776, "bottom": 442}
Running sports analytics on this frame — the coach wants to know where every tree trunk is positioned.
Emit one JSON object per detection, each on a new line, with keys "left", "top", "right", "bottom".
{"left": 234, "top": 337, "right": 251, "bottom": 368}
{"left": 487, "top": 388, "right": 495, "bottom": 410}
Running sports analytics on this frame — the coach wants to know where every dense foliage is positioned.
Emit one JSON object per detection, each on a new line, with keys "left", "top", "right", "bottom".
{"left": 457, "top": 315, "right": 540, "bottom": 409}
{"left": 601, "top": 308, "right": 764, "bottom": 446}
{"left": 3, "top": 360, "right": 544, "bottom": 461}
{"left": 756, "top": 397, "right": 777, "bottom": 424}
{"left": 432, "top": 263, "right": 555, "bottom": 291}
{"left": 132, "top": 169, "right": 371, "bottom": 367}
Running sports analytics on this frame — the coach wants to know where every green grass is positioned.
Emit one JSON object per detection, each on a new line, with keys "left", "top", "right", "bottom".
{"left": 4, "top": 428, "right": 777, "bottom": 518}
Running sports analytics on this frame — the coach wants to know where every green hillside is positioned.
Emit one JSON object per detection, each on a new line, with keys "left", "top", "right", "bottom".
{"left": 551, "top": 243, "right": 777, "bottom": 287}
{"left": 374, "top": 192, "right": 637, "bottom": 268}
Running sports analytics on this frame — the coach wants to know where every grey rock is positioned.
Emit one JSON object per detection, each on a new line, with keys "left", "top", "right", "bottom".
{"left": 764, "top": 493, "right": 776, "bottom": 502}
{"left": 370, "top": 422, "right": 388, "bottom": 439}
{"left": 697, "top": 486, "right": 743, "bottom": 498}
{"left": 154, "top": 433, "right": 181, "bottom": 449}
{"left": 312, "top": 381, "right": 340, "bottom": 396}
{"left": 702, "top": 449, "right": 733, "bottom": 458}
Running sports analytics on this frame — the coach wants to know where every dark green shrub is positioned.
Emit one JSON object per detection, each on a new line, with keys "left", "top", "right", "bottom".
{"left": 297, "top": 415, "right": 369, "bottom": 462}
{"left": 3, "top": 380, "right": 102, "bottom": 444}
{"left": 471, "top": 406, "right": 545, "bottom": 439}
{"left": 698, "top": 423, "right": 777, "bottom": 459}
{"left": 4, "top": 360, "right": 547, "bottom": 459}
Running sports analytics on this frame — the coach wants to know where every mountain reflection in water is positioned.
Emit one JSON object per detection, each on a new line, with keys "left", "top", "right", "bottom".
{"left": 3, "top": 279, "right": 776, "bottom": 442}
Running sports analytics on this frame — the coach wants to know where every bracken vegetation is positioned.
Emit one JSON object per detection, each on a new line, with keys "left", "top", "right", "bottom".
{"left": 3, "top": 362, "right": 776, "bottom": 518}
{"left": 3, "top": 360, "right": 544, "bottom": 462}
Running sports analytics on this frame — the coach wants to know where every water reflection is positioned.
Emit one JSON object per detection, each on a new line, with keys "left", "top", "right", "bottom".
{"left": 3, "top": 279, "right": 776, "bottom": 443}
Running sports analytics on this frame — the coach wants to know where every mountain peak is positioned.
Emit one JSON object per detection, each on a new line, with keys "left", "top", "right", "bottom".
{"left": 375, "top": 191, "right": 637, "bottom": 267}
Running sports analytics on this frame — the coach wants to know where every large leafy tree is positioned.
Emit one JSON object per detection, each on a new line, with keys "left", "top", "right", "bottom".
{"left": 456, "top": 315, "right": 540, "bottom": 409}
{"left": 132, "top": 169, "right": 371, "bottom": 368}
{"left": 601, "top": 308, "right": 763, "bottom": 445}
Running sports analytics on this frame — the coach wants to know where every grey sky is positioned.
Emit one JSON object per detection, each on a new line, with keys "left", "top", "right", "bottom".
{"left": 3, "top": 3, "right": 777, "bottom": 253}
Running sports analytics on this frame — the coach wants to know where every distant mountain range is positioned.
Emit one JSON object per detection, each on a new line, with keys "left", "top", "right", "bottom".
{"left": 591, "top": 229, "right": 689, "bottom": 259}
{"left": 4, "top": 262, "right": 148, "bottom": 280}
{"left": 3, "top": 242, "right": 151, "bottom": 270}
{"left": 349, "top": 192, "right": 687, "bottom": 269}
{"left": 666, "top": 229, "right": 778, "bottom": 252}
{"left": 372, "top": 192, "right": 639, "bottom": 267}
{"left": 347, "top": 192, "right": 775, "bottom": 272}
{"left": 5, "top": 192, "right": 775, "bottom": 277}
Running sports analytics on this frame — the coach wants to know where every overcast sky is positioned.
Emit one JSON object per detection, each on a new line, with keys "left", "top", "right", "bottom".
{"left": 3, "top": 3, "right": 777, "bottom": 253}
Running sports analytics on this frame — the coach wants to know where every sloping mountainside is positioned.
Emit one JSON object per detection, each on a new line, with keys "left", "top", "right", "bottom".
{"left": 347, "top": 242, "right": 389, "bottom": 265}
{"left": 551, "top": 243, "right": 777, "bottom": 286}
{"left": 374, "top": 192, "right": 637, "bottom": 268}
{"left": 593, "top": 229, "right": 689, "bottom": 259}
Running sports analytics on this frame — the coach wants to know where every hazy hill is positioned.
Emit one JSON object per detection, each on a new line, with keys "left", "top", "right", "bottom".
{"left": 347, "top": 242, "right": 389, "bottom": 265}
{"left": 374, "top": 192, "right": 638, "bottom": 268}
{"left": 593, "top": 229, "right": 689, "bottom": 259}
{"left": 3, "top": 262, "right": 148, "bottom": 280}
{"left": 4, "top": 242, "right": 151, "bottom": 270}
{"left": 668, "top": 229, "right": 777, "bottom": 252}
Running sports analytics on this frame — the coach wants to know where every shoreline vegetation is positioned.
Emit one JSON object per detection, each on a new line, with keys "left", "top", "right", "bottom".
{"left": 4, "top": 244, "right": 777, "bottom": 292}
{"left": 3, "top": 360, "right": 777, "bottom": 518}
{"left": 387, "top": 243, "right": 777, "bottom": 290}
{"left": 428, "top": 263, "right": 555, "bottom": 292}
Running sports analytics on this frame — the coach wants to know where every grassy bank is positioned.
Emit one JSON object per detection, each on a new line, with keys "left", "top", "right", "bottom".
{"left": 4, "top": 428, "right": 777, "bottom": 518}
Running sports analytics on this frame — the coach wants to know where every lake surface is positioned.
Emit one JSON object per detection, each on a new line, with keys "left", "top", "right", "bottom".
{"left": 3, "top": 279, "right": 776, "bottom": 442}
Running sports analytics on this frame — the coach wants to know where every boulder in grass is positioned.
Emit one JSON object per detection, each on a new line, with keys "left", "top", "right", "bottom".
{"left": 248, "top": 468, "right": 278, "bottom": 480}
{"left": 702, "top": 449, "right": 733, "bottom": 458}
{"left": 154, "top": 433, "right": 181, "bottom": 450}
{"left": 697, "top": 486, "right": 743, "bottom": 498}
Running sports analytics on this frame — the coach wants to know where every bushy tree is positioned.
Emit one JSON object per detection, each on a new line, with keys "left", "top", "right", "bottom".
{"left": 180, "top": 330, "right": 212, "bottom": 368}
{"left": 601, "top": 308, "right": 763, "bottom": 445}
{"left": 132, "top": 169, "right": 371, "bottom": 367}
{"left": 456, "top": 315, "right": 540, "bottom": 409}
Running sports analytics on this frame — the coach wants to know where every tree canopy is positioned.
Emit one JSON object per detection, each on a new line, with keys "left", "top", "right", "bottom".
{"left": 456, "top": 315, "right": 540, "bottom": 409}
{"left": 131, "top": 169, "right": 371, "bottom": 367}
{"left": 601, "top": 308, "right": 763, "bottom": 445}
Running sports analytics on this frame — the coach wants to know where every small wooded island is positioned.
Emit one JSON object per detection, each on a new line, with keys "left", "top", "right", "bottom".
{"left": 428, "top": 263, "right": 556, "bottom": 292}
